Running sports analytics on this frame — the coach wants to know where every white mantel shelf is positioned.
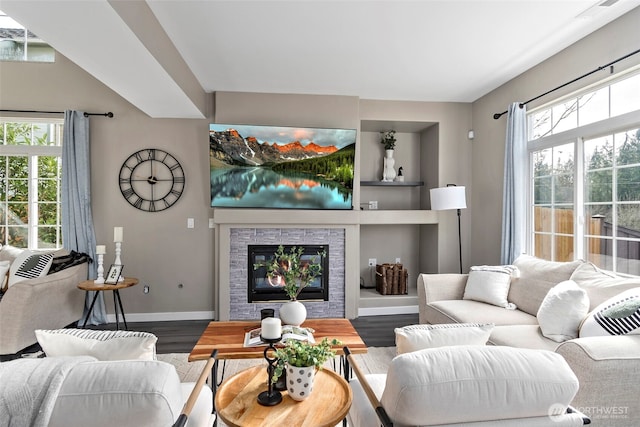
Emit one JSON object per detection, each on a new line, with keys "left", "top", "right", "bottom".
{"left": 359, "top": 210, "right": 438, "bottom": 225}
{"left": 212, "top": 209, "right": 359, "bottom": 225}
{"left": 211, "top": 209, "right": 438, "bottom": 226}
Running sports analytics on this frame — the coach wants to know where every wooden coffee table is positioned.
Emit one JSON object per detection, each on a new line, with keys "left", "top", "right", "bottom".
{"left": 215, "top": 364, "right": 352, "bottom": 427}
{"left": 188, "top": 318, "right": 367, "bottom": 362}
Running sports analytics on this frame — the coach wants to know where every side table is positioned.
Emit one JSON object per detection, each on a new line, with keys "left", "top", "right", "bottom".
{"left": 215, "top": 364, "right": 352, "bottom": 427}
{"left": 77, "top": 277, "right": 138, "bottom": 330}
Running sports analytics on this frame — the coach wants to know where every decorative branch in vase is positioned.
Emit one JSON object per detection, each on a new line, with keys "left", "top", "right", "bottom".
{"left": 254, "top": 245, "right": 326, "bottom": 326}
{"left": 380, "top": 130, "right": 396, "bottom": 150}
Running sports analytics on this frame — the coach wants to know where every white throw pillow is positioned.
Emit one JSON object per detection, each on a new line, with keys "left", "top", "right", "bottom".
{"left": 463, "top": 265, "right": 518, "bottom": 308}
{"left": 36, "top": 329, "right": 157, "bottom": 360}
{"left": 8, "top": 250, "right": 54, "bottom": 287}
{"left": 0, "top": 260, "right": 10, "bottom": 289}
{"left": 537, "top": 280, "right": 590, "bottom": 342}
{"left": 580, "top": 288, "right": 640, "bottom": 337}
{"left": 395, "top": 323, "right": 494, "bottom": 354}
{"left": 380, "top": 346, "right": 579, "bottom": 426}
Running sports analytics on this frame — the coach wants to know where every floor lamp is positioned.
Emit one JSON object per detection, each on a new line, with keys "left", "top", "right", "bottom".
{"left": 430, "top": 184, "right": 467, "bottom": 274}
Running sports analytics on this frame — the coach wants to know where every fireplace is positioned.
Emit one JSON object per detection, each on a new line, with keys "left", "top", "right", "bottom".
{"left": 248, "top": 244, "right": 329, "bottom": 302}
{"left": 227, "top": 227, "right": 345, "bottom": 320}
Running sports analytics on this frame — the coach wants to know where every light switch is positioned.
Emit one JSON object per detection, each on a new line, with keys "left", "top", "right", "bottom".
{"left": 209, "top": 218, "right": 215, "bottom": 228}
{"left": 187, "top": 218, "right": 195, "bottom": 228}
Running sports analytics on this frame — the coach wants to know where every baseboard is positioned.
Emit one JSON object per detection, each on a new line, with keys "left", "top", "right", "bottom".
{"left": 106, "top": 310, "right": 215, "bottom": 323}
{"left": 358, "top": 305, "right": 418, "bottom": 316}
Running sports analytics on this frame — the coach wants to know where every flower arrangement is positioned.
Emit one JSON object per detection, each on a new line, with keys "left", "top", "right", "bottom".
{"left": 254, "top": 245, "right": 326, "bottom": 301}
{"left": 380, "top": 130, "right": 396, "bottom": 150}
{"left": 271, "top": 337, "right": 341, "bottom": 383}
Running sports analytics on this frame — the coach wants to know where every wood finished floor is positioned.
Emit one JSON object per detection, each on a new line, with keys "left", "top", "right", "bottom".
{"left": 94, "top": 314, "right": 418, "bottom": 354}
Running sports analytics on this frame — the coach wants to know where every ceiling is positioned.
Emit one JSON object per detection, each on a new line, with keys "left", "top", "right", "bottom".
{"left": 1, "top": 0, "right": 639, "bottom": 119}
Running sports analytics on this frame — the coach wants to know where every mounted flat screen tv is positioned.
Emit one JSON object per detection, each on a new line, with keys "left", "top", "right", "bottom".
{"left": 209, "top": 124, "right": 356, "bottom": 209}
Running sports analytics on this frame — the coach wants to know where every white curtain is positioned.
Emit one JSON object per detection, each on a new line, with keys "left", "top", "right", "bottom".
{"left": 500, "top": 103, "right": 527, "bottom": 264}
{"left": 62, "top": 110, "right": 106, "bottom": 325}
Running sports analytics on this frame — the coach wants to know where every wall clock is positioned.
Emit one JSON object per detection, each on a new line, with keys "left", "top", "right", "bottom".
{"left": 119, "top": 148, "right": 185, "bottom": 212}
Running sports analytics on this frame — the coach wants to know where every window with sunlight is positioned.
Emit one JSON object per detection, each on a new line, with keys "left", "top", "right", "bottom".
{"left": 0, "top": 119, "right": 64, "bottom": 249}
{"left": 528, "top": 70, "right": 640, "bottom": 275}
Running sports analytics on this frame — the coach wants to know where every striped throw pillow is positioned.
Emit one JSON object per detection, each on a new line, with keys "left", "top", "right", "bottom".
{"left": 580, "top": 288, "right": 640, "bottom": 337}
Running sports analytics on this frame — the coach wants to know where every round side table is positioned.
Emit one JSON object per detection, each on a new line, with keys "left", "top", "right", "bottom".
{"left": 215, "top": 364, "right": 352, "bottom": 427}
{"left": 77, "top": 277, "right": 138, "bottom": 329}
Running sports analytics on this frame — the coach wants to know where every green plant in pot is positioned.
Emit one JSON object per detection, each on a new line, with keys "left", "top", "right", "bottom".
{"left": 254, "top": 245, "right": 326, "bottom": 326}
{"left": 272, "top": 337, "right": 341, "bottom": 401}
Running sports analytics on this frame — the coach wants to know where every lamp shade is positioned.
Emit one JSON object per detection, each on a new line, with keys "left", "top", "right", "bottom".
{"left": 430, "top": 186, "right": 467, "bottom": 211}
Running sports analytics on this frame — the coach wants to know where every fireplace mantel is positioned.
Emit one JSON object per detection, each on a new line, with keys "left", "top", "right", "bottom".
{"left": 212, "top": 207, "right": 436, "bottom": 320}
{"left": 212, "top": 210, "right": 358, "bottom": 321}
{"left": 212, "top": 208, "right": 359, "bottom": 225}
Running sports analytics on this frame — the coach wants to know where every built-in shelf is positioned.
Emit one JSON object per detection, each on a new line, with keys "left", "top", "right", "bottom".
{"left": 360, "top": 181, "right": 424, "bottom": 187}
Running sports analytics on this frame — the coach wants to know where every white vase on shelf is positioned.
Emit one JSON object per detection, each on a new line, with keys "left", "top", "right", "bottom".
{"left": 382, "top": 149, "right": 396, "bottom": 182}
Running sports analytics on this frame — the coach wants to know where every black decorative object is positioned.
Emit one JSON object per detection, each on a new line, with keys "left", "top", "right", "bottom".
{"left": 119, "top": 148, "right": 185, "bottom": 212}
{"left": 257, "top": 336, "right": 283, "bottom": 406}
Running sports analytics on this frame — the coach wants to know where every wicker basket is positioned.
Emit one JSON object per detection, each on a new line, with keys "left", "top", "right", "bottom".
{"left": 375, "top": 263, "right": 408, "bottom": 295}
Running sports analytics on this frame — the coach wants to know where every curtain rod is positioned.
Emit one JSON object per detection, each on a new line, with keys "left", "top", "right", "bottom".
{"left": 493, "top": 47, "right": 640, "bottom": 120}
{"left": 0, "top": 109, "right": 114, "bottom": 118}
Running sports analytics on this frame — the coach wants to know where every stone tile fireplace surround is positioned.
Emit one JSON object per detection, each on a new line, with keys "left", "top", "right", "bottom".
{"left": 228, "top": 228, "right": 346, "bottom": 320}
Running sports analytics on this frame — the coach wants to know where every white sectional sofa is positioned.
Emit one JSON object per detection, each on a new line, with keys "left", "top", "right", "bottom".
{"left": 0, "top": 245, "right": 89, "bottom": 356}
{"left": 417, "top": 254, "right": 640, "bottom": 427}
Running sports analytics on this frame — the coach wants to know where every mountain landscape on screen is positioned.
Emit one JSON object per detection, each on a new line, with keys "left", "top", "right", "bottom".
{"left": 209, "top": 124, "right": 356, "bottom": 210}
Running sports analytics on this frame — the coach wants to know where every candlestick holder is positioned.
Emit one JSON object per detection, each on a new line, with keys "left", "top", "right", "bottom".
{"left": 95, "top": 253, "right": 105, "bottom": 284}
{"left": 114, "top": 242, "right": 124, "bottom": 282}
{"left": 257, "top": 335, "right": 282, "bottom": 406}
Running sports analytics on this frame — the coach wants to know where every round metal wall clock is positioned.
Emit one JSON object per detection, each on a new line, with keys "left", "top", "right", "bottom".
{"left": 118, "top": 148, "right": 185, "bottom": 212}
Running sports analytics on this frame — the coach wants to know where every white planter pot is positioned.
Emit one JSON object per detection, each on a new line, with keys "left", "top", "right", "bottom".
{"left": 279, "top": 300, "right": 307, "bottom": 326}
{"left": 286, "top": 364, "right": 315, "bottom": 401}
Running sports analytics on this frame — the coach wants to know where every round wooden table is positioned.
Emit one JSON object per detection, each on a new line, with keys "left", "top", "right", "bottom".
{"left": 215, "top": 364, "right": 352, "bottom": 427}
{"left": 77, "top": 277, "right": 138, "bottom": 329}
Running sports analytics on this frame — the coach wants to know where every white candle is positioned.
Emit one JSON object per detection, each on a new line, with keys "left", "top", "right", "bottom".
{"left": 96, "top": 245, "right": 106, "bottom": 255}
{"left": 113, "top": 227, "right": 123, "bottom": 243}
{"left": 261, "top": 317, "right": 282, "bottom": 340}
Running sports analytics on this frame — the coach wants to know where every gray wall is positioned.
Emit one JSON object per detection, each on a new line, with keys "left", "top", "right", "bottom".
{"left": 470, "top": 6, "right": 640, "bottom": 266}
{"left": 1, "top": 54, "right": 214, "bottom": 319}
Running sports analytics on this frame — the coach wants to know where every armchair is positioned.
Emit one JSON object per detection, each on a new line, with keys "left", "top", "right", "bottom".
{"left": 344, "top": 345, "right": 591, "bottom": 426}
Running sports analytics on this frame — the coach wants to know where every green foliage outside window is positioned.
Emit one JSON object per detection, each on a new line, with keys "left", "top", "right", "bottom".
{"left": 0, "top": 121, "right": 62, "bottom": 248}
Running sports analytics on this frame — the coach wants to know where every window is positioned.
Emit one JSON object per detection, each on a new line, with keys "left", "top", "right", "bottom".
{"left": 0, "top": 119, "right": 64, "bottom": 249}
{"left": 528, "top": 70, "right": 640, "bottom": 275}
{"left": 0, "top": 10, "right": 55, "bottom": 62}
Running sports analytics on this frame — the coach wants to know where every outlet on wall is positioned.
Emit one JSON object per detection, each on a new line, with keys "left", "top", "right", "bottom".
{"left": 143, "top": 285, "right": 150, "bottom": 294}
{"left": 368, "top": 258, "right": 377, "bottom": 267}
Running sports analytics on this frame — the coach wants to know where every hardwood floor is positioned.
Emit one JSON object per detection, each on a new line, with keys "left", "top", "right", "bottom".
{"left": 95, "top": 314, "right": 418, "bottom": 354}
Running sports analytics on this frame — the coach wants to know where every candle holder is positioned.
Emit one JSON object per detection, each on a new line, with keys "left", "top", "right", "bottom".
{"left": 114, "top": 242, "right": 124, "bottom": 282}
{"left": 257, "top": 335, "right": 282, "bottom": 406}
{"left": 95, "top": 253, "right": 105, "bottom": 284}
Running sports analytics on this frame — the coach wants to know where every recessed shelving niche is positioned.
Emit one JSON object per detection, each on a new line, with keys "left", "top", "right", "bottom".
{"left": 357, "top": 119, "right": 439, "bottom": 315}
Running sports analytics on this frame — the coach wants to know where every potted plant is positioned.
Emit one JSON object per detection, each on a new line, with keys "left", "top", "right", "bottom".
{"left": 254, "top": 245, "right": 326, "bottom": 326}
{"left": 272, "top": 337, "right": 341, "bottom": 401}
